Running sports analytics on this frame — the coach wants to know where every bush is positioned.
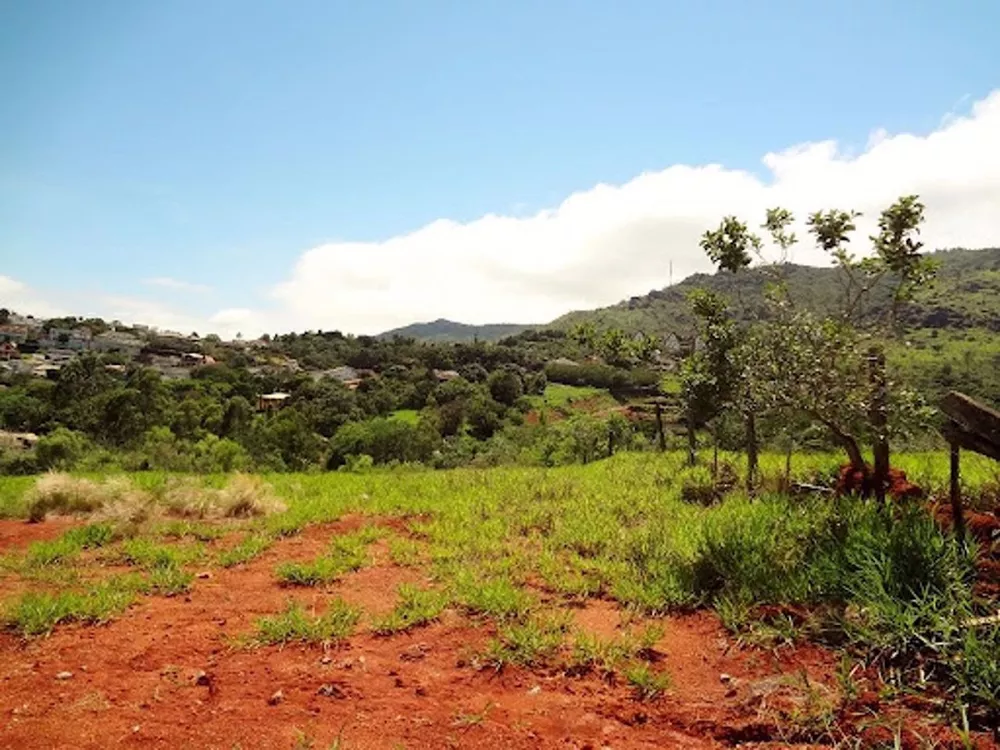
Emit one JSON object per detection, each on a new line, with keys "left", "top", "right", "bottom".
{"left": 35, "top": 428, "right": 91, "bottom": 471}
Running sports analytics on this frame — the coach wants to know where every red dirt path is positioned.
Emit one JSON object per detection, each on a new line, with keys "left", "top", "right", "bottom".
{"left": 1, "top": 519, "right": 995, "bottom": 749}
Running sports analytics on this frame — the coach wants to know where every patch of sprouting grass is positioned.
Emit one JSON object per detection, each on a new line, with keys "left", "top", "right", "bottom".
{"left": 625, "top": 663, "right": 671, "bottom": 701}
{"left": 2, "top": 578, "right": 139, "bottom": 636}
{"left": 482, "top": 613, "right": 571, "bottom": 668}
{"left": 251, "top": 600, "right": 360, "bottom": 646}
{"left": 275, "top": 527, "right": 378, "bottom": 586}
{"left": 144, "top": 566, "right": 194, "bottom": 596}
{"left": 387, "top": 536, "right": 425, "bottom": 567}
{"left": 453, "top": 573, "right": 535, "bottom": 621}
{"left": 155, "top": 519, "right": 226, "bottom": 542}
{"left": 21, "top": 523, "right": 117, "bottom": 568}
{"left": 371, "top": 584, "right": 448, "bottom": 635}
{"left": 111, "top": 538, "right": 202, "bottom": 571}
{"left": 567, "top": 624, "right": 664, "bottom": 676}
{"left": 218, "top": 533, "right": 274, "bottom": 567}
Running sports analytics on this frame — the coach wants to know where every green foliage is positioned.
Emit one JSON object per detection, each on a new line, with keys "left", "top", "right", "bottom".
{"left": 252, "top": 600, "right": 360, "bottom": 645}
{"left": 3, "top": 579, "right": 138, "bottom": 636}
{"left": 625, "top": 663, "right": 671, "bottom": 700}
{"left": 218, "top": 533, "right": 274, "bottom": 567}
{"left": 371, "top": 584, "right": 449, "bottom": 634}
{"left": 275, "top": 526, "right": 378, "bottom": 585}
{"left": 483, "top": 613, "right": 571, "bottom": 668}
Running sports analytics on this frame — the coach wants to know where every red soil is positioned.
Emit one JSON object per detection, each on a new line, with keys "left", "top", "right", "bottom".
{"left": 0, "top": 518, "right": 995, "bottom": 750}
{"left": 0, "top": 517, "right": 78, "bottom": 552}
{"left": 835, "top": 464, "right": 923, "bottom": 500}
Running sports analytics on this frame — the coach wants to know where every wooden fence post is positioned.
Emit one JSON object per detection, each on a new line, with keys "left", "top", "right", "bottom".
{"left": 950, "top": 442, "right": 966, "bottom": 546}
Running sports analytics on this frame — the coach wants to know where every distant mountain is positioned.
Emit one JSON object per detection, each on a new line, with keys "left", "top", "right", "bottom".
{"left": 378, "top": 318, "right": 537, "bottom": 343}
{"left": 548, "top": 247, "right": 1000, "bottom": 336}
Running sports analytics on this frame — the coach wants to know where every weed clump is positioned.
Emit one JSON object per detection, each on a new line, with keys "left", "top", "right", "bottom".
{"left": 371, "top": 584, "right": 448, "bottom": 634}
{"left": 252, "top": 600, "right": 360, "bottom": 645}
{"left": 3, "top": 579, "right": 139, "bottom": 636}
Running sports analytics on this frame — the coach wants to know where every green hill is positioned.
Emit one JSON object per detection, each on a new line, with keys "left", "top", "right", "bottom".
{"left": 378, "top": 318, "right": 536, "bottom": 343}
{"left": 549, "top": 247, "right": 1000, "bottom": 337}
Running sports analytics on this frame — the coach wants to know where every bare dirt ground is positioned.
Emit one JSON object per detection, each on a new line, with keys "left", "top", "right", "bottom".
{"left": 0, "top": 518, "right": 994, "bottom": 750}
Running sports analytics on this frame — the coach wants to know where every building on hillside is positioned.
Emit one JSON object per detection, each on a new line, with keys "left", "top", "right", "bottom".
{"left": 0, "top": 341, "right": 17, "bottom": 360}
{"left": 181, "top": 352, "right": 216, "bottom": 366}
{"left": 42, "top": 327, "right": 92, "bottom": 351}
{"left": 433, "top": 369, "right": 461, "bottom": 382}
{"left": 90, "top": 331, "right": 144, "bottom": 355}
{"left": 0, "top": 431, "right": 39, "bottom": 451}
{"left": 257, "top": 392, "right": 291, "bottom": 412}
{"left": 0, "top": 324, "right": 31, "bottom": 343}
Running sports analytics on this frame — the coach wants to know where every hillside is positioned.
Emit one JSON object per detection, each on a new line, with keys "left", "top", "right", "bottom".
{"left": 549, "top": 247, "right": 1000, "bottom": 337}
{"left": 377, "top": 318, "right": 535, "bottom": 343}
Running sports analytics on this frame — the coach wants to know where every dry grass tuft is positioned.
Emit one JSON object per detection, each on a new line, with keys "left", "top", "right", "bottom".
{"left": 219, "top": 474, "right": 286, "bottom": 518}
{"left": 162, "top": 477, "right": 217, "bottom": 519}
{"left": 25, "top": 472, "right": 285, "bottom": 525}
{"left": 27, "top": 474, "right": 129, "bottom": 523}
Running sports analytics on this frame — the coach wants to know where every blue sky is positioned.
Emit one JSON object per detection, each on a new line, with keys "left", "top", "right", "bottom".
{"left": 1, "top": 0, "right": 999, "bottom": 335}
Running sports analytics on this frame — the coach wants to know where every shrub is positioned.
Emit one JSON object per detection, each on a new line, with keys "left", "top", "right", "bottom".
{"left": 35, "top": 428, "right": 90, "bottom": 471}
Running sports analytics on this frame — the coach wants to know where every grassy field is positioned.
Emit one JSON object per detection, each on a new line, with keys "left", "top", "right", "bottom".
{"left": 1, "top": 451, "right": 998, "bottom": 739}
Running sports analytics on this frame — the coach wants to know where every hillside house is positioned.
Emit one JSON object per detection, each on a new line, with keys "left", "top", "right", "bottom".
{"left": 433, "top": 369, "right": 461, "bottom": 382}
{"left": 257, "top": 392, "right": 291, "bottom": 412}
{"left": 42, "top": 327, "right": 92, "bottom": 351}
{"left": 91, "top": 331, "right": 144, "bottom": 355}
{"left": 0, "top": 324, "right": 31, "bottom": 344}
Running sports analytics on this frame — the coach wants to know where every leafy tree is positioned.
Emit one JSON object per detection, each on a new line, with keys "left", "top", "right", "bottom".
{"left": 487, "top": 369, "right": 523, "bottom": 407}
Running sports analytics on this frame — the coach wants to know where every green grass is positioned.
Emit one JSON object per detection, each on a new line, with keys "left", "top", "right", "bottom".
{"left": 371, "top": 584, "right": 448, "bottom": 634}
{"left": 526, "top": 383, "right": 615, "bottom": 414}
{"left": 217, "top": 533, "right": 274, "bottom": 567}
{"left": 275, "top": 525, "right": 380, "bottom": 586}
{"left": 2, "top": 578, "right": 140, "bottom": 636}
{"left": 0, "top": 451, "right": 997, "bottom": 724}
{"left": 252, "top": 600, "right": 360, "bottom": 645}
{"left": 625, "top": 663, "right": 671, "bottom": 701}
{"left": 482, "top": 613, "right": 571, "bottom": 668}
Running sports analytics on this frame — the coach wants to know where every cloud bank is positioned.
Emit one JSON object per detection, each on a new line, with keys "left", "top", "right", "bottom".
{"left": 5, "top": 91, "right": 1000, "bottom": 337}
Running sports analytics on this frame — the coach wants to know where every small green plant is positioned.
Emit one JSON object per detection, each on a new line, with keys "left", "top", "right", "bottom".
{"left": 275, "top": 527, "right": 377, "bottom": 586}
{"left": 454, "top": 575, "right": 534, "bottom": 621}
{"left": 22, "top": 523, "right": 116, "bottom": 567}
{"left": 482, "top": 613, "right": 570, "bottom": 668}
{"left": 371, "top": 584, "right": 448, "bottom": 634}
{"left": 113, "top": 538, "right": 200, "bottom": 571}
{"left": 145, "top": 566, "right": 194, "bottom": 596}
{"left": 625, "top": 663, "right": 671, "bottom": 701}
{"left": 252, "top": 600, "right": 360, "bottom": 645}
{"left": 218, "top": 534, "right": 273, "bottom": 567}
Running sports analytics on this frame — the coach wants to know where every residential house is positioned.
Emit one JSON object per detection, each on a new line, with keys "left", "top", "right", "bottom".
{"left": 433, "top": 369, "right": 461, "bottom": 382}
{"left": 91, "top": 331, "right": 144, "bottom": 356}
{"left": 0, "top": 324, "right": 30, "bottom": 343}
{"left": 257, "top": 392, "right": 291, "bottom": 412}
{"left": 42, "top": 327, "right": 92, "bottom": 351}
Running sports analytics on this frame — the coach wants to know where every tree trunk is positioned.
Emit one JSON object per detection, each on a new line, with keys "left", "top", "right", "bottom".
{"left": 819, "top": 417, "right": 866, "bottom": 471}
{"left": 654, "top": 403, "right": 667, "bottom": 453}
{"left": 712, "top": 422, "right": 719, "bottom": 479}
{"left": 746, "top": 412, "right": 758, "bottom": 495}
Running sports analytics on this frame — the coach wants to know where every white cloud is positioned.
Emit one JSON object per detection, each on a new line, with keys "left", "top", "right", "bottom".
{"left": 5, "top": 90, "right": 1000, "bottom": 337}
{"left": 268, "top": 90, "right": 1000, "bottom": 334}
{"left": 142, "top": 276, "right": 212, "bottom": 293}
{"left": 0, "top": 275, "right": 68, "bottom": 319}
